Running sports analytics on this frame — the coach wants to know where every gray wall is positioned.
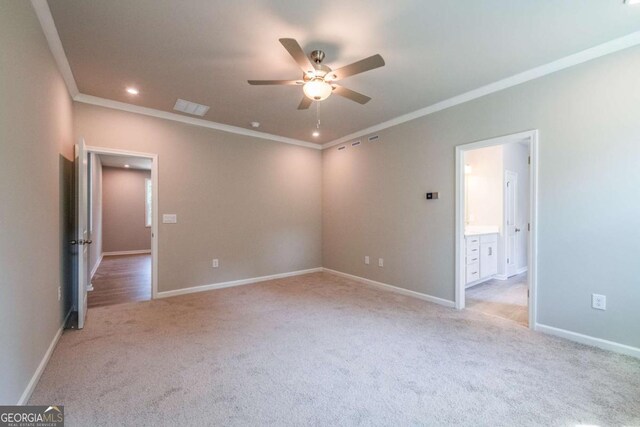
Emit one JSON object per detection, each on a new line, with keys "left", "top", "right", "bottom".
{"left": 323, "top": 45, "right": 640, "bottom": 348}
{"left": 73, "top": 103, "right": 323, "bottom": 293}
{"left": 102, "top": 166, "right": 151, "bottom": 253}
{"left": 89, "top": 153, "right": 103, "bottom": 275}
{"left": 0, "top": 1, "right": 74, "bottom": 404}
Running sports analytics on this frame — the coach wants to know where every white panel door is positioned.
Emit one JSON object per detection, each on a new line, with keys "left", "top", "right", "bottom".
{"left": 75, "top": 138, "right": 90, "bottom": 329}
{"left": 505, "top": 170, "right": 518, "bottom": 277}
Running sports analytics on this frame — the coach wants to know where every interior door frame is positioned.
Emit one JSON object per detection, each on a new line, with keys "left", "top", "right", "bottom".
{"left": 504, "top": 169, "right": 518, "bottom": 278}
{"left": 85, "top": 145, "right": 159, "bottom": 299}
{"left": 75, "top": 138, "right": 89, "bottom": 328}
{"left": 454, "top": 129, "right": 539, "bottom": 330}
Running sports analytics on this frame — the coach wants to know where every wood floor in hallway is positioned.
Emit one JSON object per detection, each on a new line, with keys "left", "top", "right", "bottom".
{"left": 466, "top": 272, "right": 528, "bottom": 326}
{"left": 88, "top": 254, "right": 151, "bottom": 308}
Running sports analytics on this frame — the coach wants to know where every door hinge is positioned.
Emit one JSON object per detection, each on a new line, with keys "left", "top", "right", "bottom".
{"left": 528, "top": 156, "right": 531, "bottom": 165}
{"left": 528, "top": 223, "right": 530, "bottom": 231}
{"left": 527, "top": 289, "right": 530, "bottom": 298}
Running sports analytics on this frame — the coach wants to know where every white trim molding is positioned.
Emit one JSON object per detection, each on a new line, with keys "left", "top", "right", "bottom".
{"left": 322, "top": 31, "right": 640, "bottom": 149}
{"left": 536, "top": 323, "right": 640, "bottom": 359}
{"left": 102, "top": 249, "right": 151, "bottom": 257}
{"left": 31, "top": 0, "right": 640, "bottom": 154}
{"left": 323, "top": 268, "right": 455, "bottom": 308}
{"left": 18, "top": 310, "right": 72, "bottom": 404}
{"left": 30, "top": 0, "right": 79, "bottom": 97}
{"left": 156, "top": 268, "right": 323, "bottom": 299}
{"left": 74, "top": 94, "right": 321, "bottom": 150}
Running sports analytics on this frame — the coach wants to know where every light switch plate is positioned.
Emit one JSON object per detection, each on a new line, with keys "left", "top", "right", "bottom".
{"left": 378, "top": 258, "right": 384, "bottom": 267}
{"left": 364, "top": 256, "right": 370, "bottom": 265}
{"left": 162, "top": 214, "right": 177, "bottom": 224}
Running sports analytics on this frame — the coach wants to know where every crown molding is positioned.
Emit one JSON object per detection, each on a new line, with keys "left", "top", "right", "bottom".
{"left": 31, "top": 0, "right": 640, "bottom": 152}
{"left": 322, "top": 30, "right": 640, "bottom": 149}
{"left": 31, "top": 0, "right": 79, "bottom": 98}
{"left": 73, "top": 94, "right": 321, "bottom": 149}
{"left": 31, "top": 0, "right": 319, "bottom": 150}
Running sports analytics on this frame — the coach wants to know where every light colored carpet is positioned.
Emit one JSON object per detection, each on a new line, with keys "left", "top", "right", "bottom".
{"left": 30, "top": 272, "right": 639, "bottom": 426}
{"left": 467, "top": 273, "right": 528, "bottom": 326}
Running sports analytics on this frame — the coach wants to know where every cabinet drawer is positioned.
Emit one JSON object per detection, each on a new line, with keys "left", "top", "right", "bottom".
{"left": 466, "top": 253, "right": 480, "bottom": 265}
{"left": 466, "top": 236, "right": 481, "bottom": 245}
{"left": 466, "top": 243, "right": 480, "bottom": 257}
{"left": 466, "top": 263, "right": 480, "bottom": 283}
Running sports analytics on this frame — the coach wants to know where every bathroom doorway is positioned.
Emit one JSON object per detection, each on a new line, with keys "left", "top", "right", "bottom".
{"left": 455, "top": 130, "right": 538, "bottom": 328}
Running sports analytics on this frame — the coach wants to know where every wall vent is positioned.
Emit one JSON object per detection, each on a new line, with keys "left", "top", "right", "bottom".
{"left": 368, "top": 135, "right": 380, "bottom": 142}
{"left": 173, "top": 99, "right": 210, "bottom": 116}
{"left": 351, "top": 140, "right": 361, "bottom": 147}
{"left": 337, "top": 146, "right": 346, "bottom": 151}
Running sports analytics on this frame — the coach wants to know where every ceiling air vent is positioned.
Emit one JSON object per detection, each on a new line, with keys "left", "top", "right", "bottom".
{"left": 337, "top": 146, "right": 346, "bottom": 151}
{"left": 368, "top": 135, "right": 380, "bottom": 142}
{"left": 173, "top": 99, "right": 210, "bottom": 116}
{"left": 351, "top": 140, "right": 361, "bottom": 147}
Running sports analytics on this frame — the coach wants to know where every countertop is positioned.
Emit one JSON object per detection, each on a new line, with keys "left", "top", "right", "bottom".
{"left": 464, "top": 225, "right": 499, "bottom": 236}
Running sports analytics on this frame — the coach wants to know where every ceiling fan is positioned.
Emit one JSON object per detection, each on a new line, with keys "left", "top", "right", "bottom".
{"left": 248, "top": 38, "right": 385, "bottom": 110}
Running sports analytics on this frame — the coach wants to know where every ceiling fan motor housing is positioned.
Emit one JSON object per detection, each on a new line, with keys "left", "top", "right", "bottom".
{"left": 310, "top": 50, "right": 325, "bottom": 64}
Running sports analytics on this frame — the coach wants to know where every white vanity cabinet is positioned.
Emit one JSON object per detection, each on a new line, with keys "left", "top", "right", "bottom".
{"left": 465, "top": 232, "right": 498, "bottom": 286}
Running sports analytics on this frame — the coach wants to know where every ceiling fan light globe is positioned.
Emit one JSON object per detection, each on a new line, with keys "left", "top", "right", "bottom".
{"left": 303, "top": 79, "right": 332, "bottom": 101}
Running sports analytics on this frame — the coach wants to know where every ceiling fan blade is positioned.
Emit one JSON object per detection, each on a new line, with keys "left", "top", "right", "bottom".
{"left": 329, "top": 54, "right": 385, "bottom": 80}
{"left": 248, "top": 80, "right": 303, "bottom": 85}
{"left": 279, "top": 38, "right": 316, "bottom": 74}
{"left": 298, "top": 96, "right": 312, "bottom": 110}
{"left": 332, "top": 85, "right": 371, "bottom": 104}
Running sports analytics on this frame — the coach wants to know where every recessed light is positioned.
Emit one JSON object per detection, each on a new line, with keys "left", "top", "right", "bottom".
{"left": 126, "top": 87, "right": 139, "bottom": 95}
{"left": 625, "top": 0, "right": 640, "bottom": 4}
{"left": 124, "top": 164, "right": 130, "bottom": 168}
{"left": 312, "top": 130, "right": 320, "bottom": 137}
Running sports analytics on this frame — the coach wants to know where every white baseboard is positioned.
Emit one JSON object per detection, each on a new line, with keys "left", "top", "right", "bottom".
{"left": 90, "top": 253, "right": 103, "bottom": 279}
{"left": 103, "top": 249, "right": 151, "bottom": 256}
{"left": 18, "top": 309, "right": 72, "bottom": 405}
{"left": 494, "top": 274, "right": 508, "bottom": 281}
{"left": 156, "top": 267, "right": 323, "bottom": 299}
{"left": 323, "top": 268, "right": 455, "bottom": 308}
{"left": 536, "top": 323, "right": 640, "bottom": 359}
{"left": 516, "top": 267, "right": 529, "bottom": 275}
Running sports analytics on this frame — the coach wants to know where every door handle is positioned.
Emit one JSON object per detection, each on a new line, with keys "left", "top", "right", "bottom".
{"left": 515, "top": 228, "right": 521, "bottom": 232}
{"left": 85, "top": 240, "right": 93, "bottom": 245}
{"left": 69, "top": 240, "right": 78, "bottom": 245}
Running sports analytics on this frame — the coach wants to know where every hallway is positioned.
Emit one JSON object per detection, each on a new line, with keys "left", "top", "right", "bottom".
{"left": 88, "top": 254, "right": 151, "bottom": 308}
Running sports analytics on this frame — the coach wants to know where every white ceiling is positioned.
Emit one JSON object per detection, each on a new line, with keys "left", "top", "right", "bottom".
{"left": 99, "top": 154, "right": 152, "bottom": 170}
{"left": 48, "top": 0, "right": 640, "bottom": 145}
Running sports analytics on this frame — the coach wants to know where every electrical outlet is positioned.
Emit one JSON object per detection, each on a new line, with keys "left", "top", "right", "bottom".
{"left": 57, "top": 286, "right": 61, "bottom": 301}
{"left": 592, "top": 294, "right": 606, "bottom": 310}
{"left": 212, "top": 259, "right": 219, "bottom": 268}
{"left": 364, "top": 256, "right": 370, "bottom": 265}
{"left": 378, "top": 258, "right": 384, "bottom": 267}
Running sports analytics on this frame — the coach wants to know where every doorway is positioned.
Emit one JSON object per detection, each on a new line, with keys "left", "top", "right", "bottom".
{"left": 75, "top": 143, "right": 158, "bottom": 327}
{"left": 455, "top": 130, "right": 538, "bottom": 329}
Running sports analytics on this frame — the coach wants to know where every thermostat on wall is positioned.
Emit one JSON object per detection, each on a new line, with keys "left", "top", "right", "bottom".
{"left": 426, "top": 192, "right": 439, "bottom": 200}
